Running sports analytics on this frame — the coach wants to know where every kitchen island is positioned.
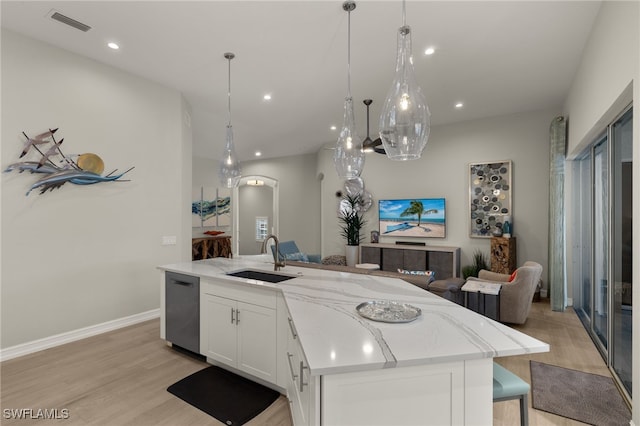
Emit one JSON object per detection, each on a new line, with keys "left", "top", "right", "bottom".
{"left": 159, "top": 255, "right": 548, "bottom": 426}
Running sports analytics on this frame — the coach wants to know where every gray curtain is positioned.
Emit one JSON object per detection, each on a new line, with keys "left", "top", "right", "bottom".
{"left": 549, "top": 116, "right": 567, "bottom": 311}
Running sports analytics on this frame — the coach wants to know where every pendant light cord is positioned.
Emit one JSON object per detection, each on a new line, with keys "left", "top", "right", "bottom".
{"left": 402, "top": 0, "right": 406, "bottom": 26}
{"left": 227, "top": 56, "right": 232, "bottom": 126}
{"left": 347, "top": 7, "right": 352, "bottom": 98}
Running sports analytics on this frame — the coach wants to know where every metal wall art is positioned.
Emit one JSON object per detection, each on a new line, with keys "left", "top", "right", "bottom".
{"left": 4, "top": 128, "right": 134, "bottom": 196}
{"left": 469, "top": 160, "right": 512, "bottom": 238}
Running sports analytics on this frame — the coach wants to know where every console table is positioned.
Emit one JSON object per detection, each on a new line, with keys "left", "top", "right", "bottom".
{"left": 359, "top": 243, "right": 461, "bottom": 279}
{"left": 192, "top": 236, "right": 232, "bottom": 260}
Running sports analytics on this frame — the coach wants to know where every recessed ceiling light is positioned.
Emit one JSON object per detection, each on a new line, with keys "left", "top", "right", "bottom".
{"left": 255, "top": 151, "right": 262, "bottom": 157}
{"left": 330, "top": 125, "right": 337, "bottom": 131}
{"left": 424, "top": 47, "right": 435, "bottom": 55}
{"left": 455, "top": 102, "right": 464, "bottom": 109}
{"left": 107, "top": 42, "right": 119, "bottom": 50}
{"left": 263, "top": 94, "right": 272, "bottom": 101}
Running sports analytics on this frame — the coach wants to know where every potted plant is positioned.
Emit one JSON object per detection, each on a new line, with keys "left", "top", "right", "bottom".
{"left": 338, "top": 193, "right": 366, "bottom": 266}
{"left": 462, "top": 249, "right": 489, "bottom": 279}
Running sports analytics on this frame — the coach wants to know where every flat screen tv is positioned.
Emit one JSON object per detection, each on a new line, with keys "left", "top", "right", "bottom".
{"left": 378, "top": 198, "right": 446, "bottom": 238}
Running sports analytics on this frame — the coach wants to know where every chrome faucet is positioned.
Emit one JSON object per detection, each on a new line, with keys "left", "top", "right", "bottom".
{"left": 262, "top": 234, "right": 285, "bottom": 271}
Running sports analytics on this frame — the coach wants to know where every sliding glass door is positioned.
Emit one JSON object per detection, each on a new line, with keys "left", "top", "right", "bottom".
{"left": 573, "top": 154, "right": 592, "bottom": 326}
{"left": 611, "top": 108, "right": 633, "bottom": 397}
{"left": 593, "top": 138, "right": 609, "bottom": 350}
{"left": 572, "top": 106, "right": 632, "bottom": 402}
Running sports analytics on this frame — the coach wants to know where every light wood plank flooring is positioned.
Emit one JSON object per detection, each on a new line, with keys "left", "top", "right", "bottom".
{"left": 1, "top": 299, "right": 612, "bottom": 425}
{"left": 494, "top": 299, "right": 612, "bottom": 426}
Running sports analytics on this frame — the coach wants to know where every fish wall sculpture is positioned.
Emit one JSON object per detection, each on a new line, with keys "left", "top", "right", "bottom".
{"left": 4, "top": 128, "right": 134, "bottom": 195}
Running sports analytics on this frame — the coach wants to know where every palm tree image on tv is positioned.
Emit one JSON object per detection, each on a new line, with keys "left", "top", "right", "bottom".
{"left": 379, "top": 198, "right": 446, "bottom": 238}
{"left": 400, "top": 200, "right": 439, "bottom": 228}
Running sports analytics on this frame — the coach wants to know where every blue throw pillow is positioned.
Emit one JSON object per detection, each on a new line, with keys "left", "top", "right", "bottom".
{"left": 284, "top": 252, "right": 309, "bottom": 262}
{"left": 397, "top": 269, "right": 435, "bottom": 283}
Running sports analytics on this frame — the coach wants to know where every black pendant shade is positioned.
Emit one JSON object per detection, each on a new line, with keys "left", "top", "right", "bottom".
{"left": 362, "top": 99, "right": 385, "bottom": 154}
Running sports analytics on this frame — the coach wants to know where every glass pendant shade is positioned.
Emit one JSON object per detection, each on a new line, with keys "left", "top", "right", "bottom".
{"left": 218, "top": 52, "right": 241, "bottom": 188}
{"left": 379, "top": 25, "right": 430, "bottom": 161}
{"left": 333, "top": 1, "right": 365, "bottom": 180}
{"left": 334, "top": 96, "right": 364, "bottom": 179}
{"left": 218, "top": 124, "right": 241, "bottom": 188}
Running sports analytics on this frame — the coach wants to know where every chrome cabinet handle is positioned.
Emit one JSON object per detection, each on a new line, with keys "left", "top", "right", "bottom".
{"left": 236, "top": 309, "right": 240, "bottom": 324}
{"left": 287, "top": 317, "right": 297, "bottom": 339}
{"left": 231, "top": 308, "right": 235, "bottom": 324}
{"left": 299, "top": 361, "right": 308, "bottom": 393}
{"left": 286, "top": 352, "right": 298, "bottom": 381}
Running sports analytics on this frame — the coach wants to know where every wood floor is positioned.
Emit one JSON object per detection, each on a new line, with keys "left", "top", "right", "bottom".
{"left": 0, "top": 299, "right": 612, "bottom": 426}
{"left": 493, "top": 299, "right": 612, "bottom": 426}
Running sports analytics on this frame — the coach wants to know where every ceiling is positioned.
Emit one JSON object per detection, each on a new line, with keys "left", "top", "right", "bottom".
{"left": 1, "top": 1, "right": 601, "bottom": 162}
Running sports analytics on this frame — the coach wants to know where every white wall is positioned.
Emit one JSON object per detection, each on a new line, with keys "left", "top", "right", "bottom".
{"left": 564, "top": 2, "right": 637, "bottom": 157}
{"left": 562, "top": 2, "right": 639, "bottom": 423}
{"left": 239, "top": 185, "right": 273, "bottom": 255}
{"left": 0, "top": 30, "right": 192, "bottom": 348}
{"left": 318, "top": 108, "right": 557, "bottom": 284}
{"left": 242, "top": 153, "right": 321, "bottom": 256}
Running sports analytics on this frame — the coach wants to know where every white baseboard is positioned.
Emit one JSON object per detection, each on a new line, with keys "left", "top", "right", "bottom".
{"left": 0, "top": 309, "right": 160, "bottom": 362}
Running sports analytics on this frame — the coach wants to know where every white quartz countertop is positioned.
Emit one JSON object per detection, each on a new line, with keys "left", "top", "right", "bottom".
{"left": 159, "top": 255, "right": 549, "bottom": 376}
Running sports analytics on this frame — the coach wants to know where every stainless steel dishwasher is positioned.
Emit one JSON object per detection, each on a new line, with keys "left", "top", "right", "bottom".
{"left": 165, "top": 271, "right": 200, "bottom": 354}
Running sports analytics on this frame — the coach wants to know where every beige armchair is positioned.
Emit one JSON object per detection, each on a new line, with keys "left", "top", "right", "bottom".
{"left": 472, "top": 261, "right": 543, "bottom": 324}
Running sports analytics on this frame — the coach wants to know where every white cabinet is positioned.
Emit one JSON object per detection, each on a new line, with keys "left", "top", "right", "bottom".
{"left": 201, "top": 280, "right": 277, "bottom": 384}
{"left": 283, "top": 311, "right": 317, "bottom": 426}
{"left": 203, "top": 294, "right": 237, "bottom": 365}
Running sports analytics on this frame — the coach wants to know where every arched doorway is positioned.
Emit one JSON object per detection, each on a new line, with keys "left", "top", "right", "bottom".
{"left": 232, "top": 175, "right": 279, "bottom": 256}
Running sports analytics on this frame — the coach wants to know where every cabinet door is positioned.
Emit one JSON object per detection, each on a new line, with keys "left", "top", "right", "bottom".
{"left": 203, "top": 294, "right": 237, "bottom": 365}
{"left": 295, "top": 345, "right": 311, "bottom": 426}
{"left": 382, "top": 248, "right": 404, "bottom": 271}
{"left": 287, "top": 328, "right": 310, "bottom": 425}
{"left": 360, "top": 246, "right": 381, "bottom": 265}
{"left": 237, "top": 302, "right": 277, "bottom": 382}
{"left": 404, "top": 250, "right": 427, "bottom": 271}
{"left": 285, "top": 349, "right": 303, "bottom": 424}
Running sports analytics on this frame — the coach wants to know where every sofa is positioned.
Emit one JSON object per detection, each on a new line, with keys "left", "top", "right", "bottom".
{"left": 269, "top": 240, "right": 321, "bottom": 263}
{"left": 286, "top": 260, "right": 462, "bottom": 303}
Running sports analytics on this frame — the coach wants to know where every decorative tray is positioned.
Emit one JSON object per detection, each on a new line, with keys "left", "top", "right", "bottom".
{"left": 355, "top": 300, "right": 422, "bottom": 323}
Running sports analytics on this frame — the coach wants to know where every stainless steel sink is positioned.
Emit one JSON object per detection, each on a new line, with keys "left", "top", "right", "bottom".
{"left": 226, "top": 269, "right": 296, "bottom": 283}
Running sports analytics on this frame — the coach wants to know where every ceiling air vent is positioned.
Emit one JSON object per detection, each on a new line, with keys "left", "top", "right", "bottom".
{"left": 48, "top": 10, "right": 92, "bottom": 32}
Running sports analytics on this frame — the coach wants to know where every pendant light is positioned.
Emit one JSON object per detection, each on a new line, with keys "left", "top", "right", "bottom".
{"left": 379, "top": 0, "right": 430, "bottom": 161}
{"left": 218, "top": 52, "right": 242, "bottom": 188}
{"left": 333, "top": 1, "right": 365, "bottom": 180}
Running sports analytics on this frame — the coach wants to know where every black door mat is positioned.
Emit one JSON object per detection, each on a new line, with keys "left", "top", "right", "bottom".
{"left": 167, "top": 365, "right": 280, "bottom": 426}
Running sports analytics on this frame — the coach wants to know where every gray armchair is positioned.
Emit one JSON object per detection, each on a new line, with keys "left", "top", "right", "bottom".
{"left": 471, "top": 261, "right": 543, "bottom": 324}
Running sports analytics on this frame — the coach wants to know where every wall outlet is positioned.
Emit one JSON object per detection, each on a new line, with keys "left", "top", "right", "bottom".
{"left": 162, "top": 236, "right": 177, "bottom": 245}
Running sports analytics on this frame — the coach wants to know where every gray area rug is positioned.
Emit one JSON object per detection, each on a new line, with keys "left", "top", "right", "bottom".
{"left": 530, "top": 361, "right": 630, "bottom": 426}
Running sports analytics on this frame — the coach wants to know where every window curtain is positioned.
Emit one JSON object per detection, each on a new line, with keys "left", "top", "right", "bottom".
{"left": 549, "top": 116, "right": 567, "bottom": 311}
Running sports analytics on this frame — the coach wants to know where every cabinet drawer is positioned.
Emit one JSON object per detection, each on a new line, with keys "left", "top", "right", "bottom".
{"left": 202, "top": 278, "right": 277, "bottom": 309}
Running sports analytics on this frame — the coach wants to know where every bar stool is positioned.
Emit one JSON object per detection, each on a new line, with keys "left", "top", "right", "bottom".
{"left": 493, "top": 362, "right": 530, "bottom": 426}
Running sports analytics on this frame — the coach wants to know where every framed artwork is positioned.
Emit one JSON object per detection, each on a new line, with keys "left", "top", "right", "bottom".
{"left": 216, "top": 188, "right": 231, "bottom": 227}
{"left": 192, "top": 187, "right": 232, "bottom": 228}
{"left": 469, "top": 160, "right": 512, "bottom": 238}
{"left": 192, "top": 187, "right": 203, "bottom": 227}
{"left": 202, "top": 187, "right": 218, "bottom": 227}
